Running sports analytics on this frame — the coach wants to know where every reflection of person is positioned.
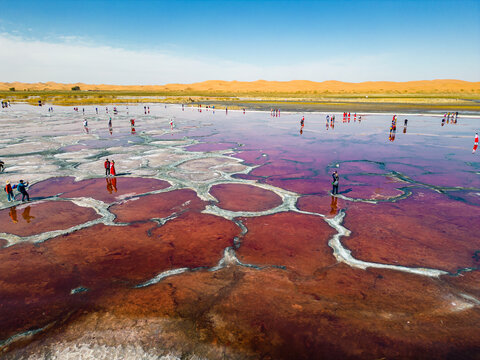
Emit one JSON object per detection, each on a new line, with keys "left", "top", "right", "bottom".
{"left": 332, "top": 171, "right": 339, "bottom": 195}
{"left": 22, "top": 206, "right": 35, "bottom": 223}
{"left": 110, "top": 160, "right": 116, "bottom": 176}
{"left": 330, "top": 195, "right": 338, "bottom": 216}
{"left": 9, "top": 206, "right": 18, "bottom": 223}
{"left": 104, "top": 158, "right": 111, "bottom": 176}
{"left": 111, "top": 177, "right": 118, "bottom": 192}
{"left": 17, "top": 180, "right": 30, "bottom": 202}
{"left": 106, "top": 177, "right": 113, "bottom": 193}
{"left": 5, "top": 180, "right": 14, "bottom": 202}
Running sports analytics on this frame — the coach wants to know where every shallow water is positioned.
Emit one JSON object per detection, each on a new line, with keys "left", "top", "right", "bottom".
{"left": 0, "top": 104, "right": 479, "bottom": 359}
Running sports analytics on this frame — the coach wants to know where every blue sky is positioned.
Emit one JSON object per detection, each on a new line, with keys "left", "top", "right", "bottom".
{"left": 0, "top": 0, "right": 479, "bottom": 84}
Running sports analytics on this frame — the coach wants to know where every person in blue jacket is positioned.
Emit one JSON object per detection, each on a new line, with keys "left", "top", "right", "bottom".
{"left": 17, "top": 180, "right": 30, "bottom": 202}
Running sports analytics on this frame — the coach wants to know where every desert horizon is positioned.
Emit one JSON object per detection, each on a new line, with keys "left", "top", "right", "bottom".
{"left": 1, "top": 79, "right": 479, "bottom": 94}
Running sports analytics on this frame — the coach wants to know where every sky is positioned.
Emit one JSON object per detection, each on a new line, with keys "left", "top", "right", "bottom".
{"left": 0, "top": 0, "right": 479, "bottom": 84}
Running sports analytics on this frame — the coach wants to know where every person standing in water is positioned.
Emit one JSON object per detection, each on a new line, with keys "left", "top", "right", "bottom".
{"left": 332, "top": 170, "right": 339, "bottom": 195}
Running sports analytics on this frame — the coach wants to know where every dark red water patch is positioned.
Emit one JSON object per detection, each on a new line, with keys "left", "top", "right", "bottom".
{"left": 337, "top": 161, "right": 386, "bottom": 175}
{"left": 0, "top": 201, "right": 100, "bottom": 237}
{"left": 98, "top": 263, "right": 480, "bottom": 359}
{"left": 210, "top": 183, "right": 283, "bottom": 212}
{"left": 265, "top": 176, "right": 331, "bottom": 195}
{"left": 237, "top": 212, "right": 336, "bottom": 275}
{"left": 110, "top": 189, "right": 206, "bottom": 223}
{"left": 59, "top": 177, "right": 170, "bottom": 203}
{"left": 343, "top": 189, "right": 480, "bottom": 273}
{"left": 297, "top": 195, "right": 346, "bottom": 218}
{"left": 413, "top": 172, "right": 479, "bottom": 188}
{"left": 249, "top": 160, "right": 316, "bottom": 178}
{"left": 29, "top": 177, "right": 77, "bottom": 198}
{"left": 0, "top": 213, "right": 238, "bottom": 342}
{"left": 234, "top": 150, "right": 269, "bottom": 165}
{"left": 343, "top": 175, "right": 406, "bottom": 200}
{"left": 185, "top": 142, "right": 236, "bottom": 152}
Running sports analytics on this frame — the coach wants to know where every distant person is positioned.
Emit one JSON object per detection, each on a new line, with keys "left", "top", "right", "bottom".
{"left": 83, "top": 119, "right": 88, "bottom": 127}
{"left": 17, "top": 180, "right": 30, "bottom": 202}
{"left": 332, "top": 171, "right": 339, "bottom": 195}
{"left": 108, "top": 117, "right": 112, "bottom": 127}
{"left": 0, "top": 159, "right": 4, "bottom": 172}
{"left": 5, "top": 180, "right": 14, "bottom": 202}
{"left": 110, "top": 160, "right": 116, "bottom": 176}
{"left": 300, "top": 116, "right": 305, "bottom": 127}
{"left": 96, "top": 107, "right": 98, "bottom": 114}
{"left": 104, "top": 158, "right": 111, "bottom": 176}
{"left": 473, "top": 133, "right": 479, "bottom": 154}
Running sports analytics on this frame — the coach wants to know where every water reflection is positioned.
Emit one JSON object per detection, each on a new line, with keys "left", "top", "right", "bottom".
{"left": 22, "top": 206, "right": 35, "bottom": 223}
{"left": 8, "top": 206, "right": 35, "bottom": 224}
{"left": 106, "top": 177, "right": 118, "bottom": 193}
{"left": 330, "top": 196, "right": 338, "bottom": 216}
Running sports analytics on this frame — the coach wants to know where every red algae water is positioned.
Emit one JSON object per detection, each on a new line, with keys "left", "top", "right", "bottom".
{"left": 0, "top": 104, "right": 479, "bottom": 359}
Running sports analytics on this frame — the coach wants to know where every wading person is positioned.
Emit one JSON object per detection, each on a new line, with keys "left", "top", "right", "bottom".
{"left": 17, "top": 180, "right": 30, "bottom": 202}
{"left": 332, "top": 170, "right": 339, "bottom": 195}
{"left": 104, "top": 158, "right": 111, "bottom": 176}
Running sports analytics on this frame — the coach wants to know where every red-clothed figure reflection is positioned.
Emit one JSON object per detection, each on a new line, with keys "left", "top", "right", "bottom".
{"left": 9, "top": 206, "right": 18, "bottom": 223}
{"left": 111, "top": 177, "right": 118, "bottom": 192}
{"left": 131, "top": 127, "right": 136, "bottom": 134}
{"left": 106, "top": 177, "right": 119, "bottom": 193}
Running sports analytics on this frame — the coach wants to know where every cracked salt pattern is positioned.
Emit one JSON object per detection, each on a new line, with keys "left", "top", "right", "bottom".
{"left": 1, "top": 104, "right": 479, "bottom": 356}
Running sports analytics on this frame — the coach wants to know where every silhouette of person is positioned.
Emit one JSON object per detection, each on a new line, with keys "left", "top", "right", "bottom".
{"left": 22, "top": 206, "right": 35, "bottom": 223}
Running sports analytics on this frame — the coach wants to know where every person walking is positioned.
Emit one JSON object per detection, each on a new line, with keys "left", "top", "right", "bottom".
{"left": 4, "top": 180, "right": 14, "bottom": 202}
{"left": 332, "top": 170, "right": 339, "bottom": 195}
{"left": 104, "top": 158, "right": 111, "bottom": 176}
{"left": 17, "top": 180, "right": 30, "bottom": 202}
{"left": 110, "top": 160, "right": 116, "bottom": 176}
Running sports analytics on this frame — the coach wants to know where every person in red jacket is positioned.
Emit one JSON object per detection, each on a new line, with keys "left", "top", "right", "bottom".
{"left": 5, "top": 180, "right": 14, "bottom": 202}
{"left": 104, "top": 158, "right": 110, "bottom": 176}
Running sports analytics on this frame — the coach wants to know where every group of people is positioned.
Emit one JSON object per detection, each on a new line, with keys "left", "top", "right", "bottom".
{"left": 442, "top": 111, "right": 458, "bottom": 126}
{"left": 4, "top": 180, "right": 30, "bottom": 202}
{"left": 342, "top": 112, "right": 361, "bottom": 122}
{"left": 1, "top": 100, "right": 10, "bottom": 108}
{"left": 104, "top": 158, "right": 117, "bottom": 177}
{"left": 271, "top": 108, "right": 281, "bottom": 117}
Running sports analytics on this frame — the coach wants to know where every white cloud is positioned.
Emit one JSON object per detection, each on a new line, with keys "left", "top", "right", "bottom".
{"left": 0, "top": 33, "right": 477, "bottom": 84}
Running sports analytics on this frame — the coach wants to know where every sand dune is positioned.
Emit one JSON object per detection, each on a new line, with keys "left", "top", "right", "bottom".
{"left": 0, "top": 79, "right": 479, "bottom": 93}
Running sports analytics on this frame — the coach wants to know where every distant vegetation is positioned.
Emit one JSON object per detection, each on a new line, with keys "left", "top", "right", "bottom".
{"left": 9, "top": 87, "right": 15, "bottom": 91}
{"left": 71, "top": 86, "right": 81, "bottom": 91}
